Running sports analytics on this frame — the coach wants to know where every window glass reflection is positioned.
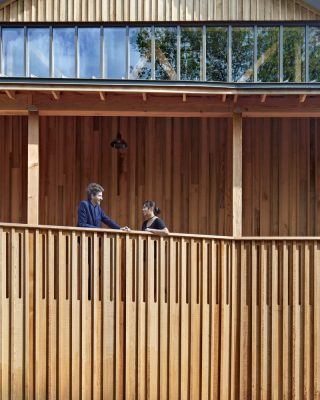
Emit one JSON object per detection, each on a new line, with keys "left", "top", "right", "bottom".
{"left": 257, "top": 27, "right": 279, "bottom": 82}
{"left": 155, "top": 27, "right": 177, "bottom": 80}
{"left": 309, "top": 27, "right": 320, "bottom": 82}
{"left": 283, "top": 27, "right": 305, "bottom": 82}
{"left": 206, "top": 27, "right": 228, "bottom": 82}
{"left": 78, "top": 28, "right": 100, "bottom": 78}
{"left": 2, "top": 28, "right": 24, "bottom": 77}
{"left": 232, "top": 27, "right": 254, "bottom": 82}
{"left": 181, "top": 27, "right": 202, "bottom": 81}
{"left": 53, "top": 28, "right": 75, "bottom": 78}
{"left": 104, "top": 28, "right": 126, "bottom": 79}
{"left": 28, "top": 28, "right": 50, "bottom": 77}
{"left": 129, "top": 28, "right": 151, "bottom": 79}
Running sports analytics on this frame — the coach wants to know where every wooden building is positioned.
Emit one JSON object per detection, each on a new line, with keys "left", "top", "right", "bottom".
{"left": 1, "top": 0, "right": 320, "bottom": 398}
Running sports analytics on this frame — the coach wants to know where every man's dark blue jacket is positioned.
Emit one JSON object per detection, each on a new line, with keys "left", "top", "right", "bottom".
{"left": 77, "top": 200, "right": 121, "bottom": 229}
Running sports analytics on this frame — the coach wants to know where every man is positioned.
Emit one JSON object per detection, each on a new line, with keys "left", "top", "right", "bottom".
{"left": 77, "top": 182, "right": 129, "bottom": 230}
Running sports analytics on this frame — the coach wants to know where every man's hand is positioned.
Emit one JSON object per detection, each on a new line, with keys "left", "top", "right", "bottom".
{"left": 120, "top": 226, "right": 130, "bottom": 231}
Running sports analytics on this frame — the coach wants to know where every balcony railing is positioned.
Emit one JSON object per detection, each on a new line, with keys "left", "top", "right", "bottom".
{"left": 1, "top": 223, "right": 320, "bottom": 399}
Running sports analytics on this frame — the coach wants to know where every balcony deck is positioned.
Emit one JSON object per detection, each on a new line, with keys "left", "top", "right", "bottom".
{"left": 1, "top": 223, "right": 320, "bottom": 399}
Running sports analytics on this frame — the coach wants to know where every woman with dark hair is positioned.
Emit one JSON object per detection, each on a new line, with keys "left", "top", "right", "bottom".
{"left": 142, "top": 200, "right": 169, "bottom": 235}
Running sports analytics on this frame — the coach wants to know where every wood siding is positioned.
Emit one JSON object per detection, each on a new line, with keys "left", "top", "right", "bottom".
{"left": 3, "top": 115, "right": 320, "bottom": 236}
{"left": 0, "top": 0, "right": 319, "bottom": 22}
{"left": 0, "top": 116, "right": 27, "bottom": 224}
{"left": 1, "top": 225, "right": 320, "bottom": 399}
{"left": 243, "top": 118, "right": 320, "bottom": 236}
{"left": 39, "top": 116, "right": 233, "bottom": 235}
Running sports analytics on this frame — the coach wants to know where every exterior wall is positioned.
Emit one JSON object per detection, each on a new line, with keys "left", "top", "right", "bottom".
{"left": 0, "top": 116, "right": 27, "bottom": 224}
{"left": 3, "top": 115, "right": 320, "bottom": 236}
{"left": 39, "top": 116, "right": 233, "bottom": 235}
{"left": 243, "top": 118, "right": 320, "bottom": 236}
{"left": 0, "top": 0, "right": 319, "bottom": 21}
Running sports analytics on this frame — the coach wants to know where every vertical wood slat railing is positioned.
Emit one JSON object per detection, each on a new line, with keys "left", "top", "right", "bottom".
{"left": 1, "top": 224, "right": 320, "bottom": 400}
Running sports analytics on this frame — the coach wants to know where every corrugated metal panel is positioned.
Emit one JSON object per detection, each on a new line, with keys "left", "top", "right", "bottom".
{"left": 0, "top": 0, "right": 319, "bottom": 21}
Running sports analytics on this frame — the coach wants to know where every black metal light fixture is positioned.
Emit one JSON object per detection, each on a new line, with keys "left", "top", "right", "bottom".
{"left": 110, "top": 132, "right": 128, "bottom": 149}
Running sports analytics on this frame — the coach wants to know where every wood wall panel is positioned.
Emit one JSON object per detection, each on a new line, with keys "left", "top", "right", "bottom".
{"left": 243, "top": 117, "right": 320, "bottom": 236}
{"left": 39, "top": 116, "right": 233, "bottom": 235}
{"left": 0, "top": 0, "right": 319, "bottom": 21}
{"left": 0, "top": 116, "right": 27, "bottom": 223}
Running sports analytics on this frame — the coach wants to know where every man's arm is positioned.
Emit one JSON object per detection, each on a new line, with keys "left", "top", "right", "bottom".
{"left": 101, "top": 210, "right": 121, "bottom": 229}
{"left": 77, "top": 202, "right": 96, "bottom": 228}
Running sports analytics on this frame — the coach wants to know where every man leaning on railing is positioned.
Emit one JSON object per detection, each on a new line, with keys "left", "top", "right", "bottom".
{"left": 77, "top": 182, "right": 130, "bottom": 231}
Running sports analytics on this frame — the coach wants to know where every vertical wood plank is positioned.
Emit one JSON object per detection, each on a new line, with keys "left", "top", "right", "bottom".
{"left": 0, "top": 228, "right": 10, "bottom": 400}
{"left": 159, "top": 237, "right": 169, "bottom": 400}
{"left": 28, "top": 113, "right": 39, "bottom": 225}
{"left": 220, "top": 240, "right": 230, "bottom": 399}
{"left": 34, "top": 231, "right": 47, "bottom": 399}
{"left": 71, "top": 232, "right": 80, "bottom": 399}
{"left": 92, "top": 233, "right": 101, "bottom": 400}
{"left": 125, "top": 235, "right": 136, "bottom": 399}
{"left": 179, "top": 238, "right": 188, "bottom": 400}
{"left": 137, "top": 235, "right": 146, "bottom": 400}
{"left": 233, "top": 113, "right": 242, "bottom": 237}
{"left": 189, "top": 240, "right": 201, "bottom": 400}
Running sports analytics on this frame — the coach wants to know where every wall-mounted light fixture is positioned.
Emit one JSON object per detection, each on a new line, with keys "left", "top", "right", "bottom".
{"left": 110, "top": 117, "right": 127, "bottom": 195}
{"left": 110, "top": 132, "right": 128, "bottom": 149}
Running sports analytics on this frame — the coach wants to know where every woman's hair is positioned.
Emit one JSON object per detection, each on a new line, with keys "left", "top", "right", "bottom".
{"left": 87, "top": 183, "right": 104, "bottom": 199}
{"left": 143, "top": 200, "right": 161, "bottom": 215}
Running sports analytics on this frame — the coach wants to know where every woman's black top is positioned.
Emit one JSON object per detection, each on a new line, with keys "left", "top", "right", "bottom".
{"left": 142, "top": 217, "right": 166, "bottom": 231}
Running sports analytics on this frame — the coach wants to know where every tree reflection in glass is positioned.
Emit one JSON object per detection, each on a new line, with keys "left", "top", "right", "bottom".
{"left": 79, "top": 28, "right": 100, "bottom": 78}
{"left": 104, "top": 28, "right": 126, "bottom": 79}
{"left": 232, "top": 27, "right": 254, "bottom": 82}
{"left": 206, "top": 27, "right": 228, "bottom": 82}
{"left": 2, "top": 28, "right": 24, "bottom": 77}
{"left": 53, "top": 28, "right": 75, "bottom": 78}
{"left": 257, "top": 27, "right": 279, "bottom": 82}
{"left": 309, "top": 27, "right": 320, "bottom": 82}
{"left": 181, "top": 27, "right": 202, "bottom": 80}
{"left": 129, "top": 28, "right": 152, "bottom": 79}
{"left": 283, "top": 27, "right": 305, "bottom": 82}
{"left": 155, "top": 27, "right": 177, "bottom": 80}
{"left": 28, "top": 28, "right": 50, "bottom": 77}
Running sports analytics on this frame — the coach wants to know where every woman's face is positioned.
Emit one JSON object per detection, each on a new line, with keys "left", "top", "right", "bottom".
{"left": 142, "top": 205, "right": 153, "bottom": 219}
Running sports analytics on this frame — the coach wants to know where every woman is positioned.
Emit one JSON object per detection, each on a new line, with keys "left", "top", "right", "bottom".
{"left": 142, "top": 200, "right": 169, "bottom": 235}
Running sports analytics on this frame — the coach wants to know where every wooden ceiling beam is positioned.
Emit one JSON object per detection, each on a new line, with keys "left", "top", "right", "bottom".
{"left": 52, "top": 91, "right": 60, "bottom": 100}
{"left": 99, "top": 91, "right": 106, "bottom": 101}
{"left": 142, "top": 93, "right": 147, "bottom": 101}
{"left": 299, "top": 94, "right": 307, "bottom": 103}
{"left": 183, "top": 93, "right": 187, "bottom": 102}
{"left": 261, "top": 94, "right": 267, "bottom": 103}
{"left": 222, "top": 94, "right": 227, "bottom": 102}
{"left": 5, "top": 90, "right": 15, "bottom": 100}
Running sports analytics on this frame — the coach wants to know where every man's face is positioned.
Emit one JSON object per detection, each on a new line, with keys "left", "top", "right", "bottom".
{"left": 91, "top": 191, "right": 103, "bottom": 206}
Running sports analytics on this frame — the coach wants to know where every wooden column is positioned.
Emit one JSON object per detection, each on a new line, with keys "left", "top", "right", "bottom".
{"left": 232, "top": 112, "right": 242, "bottom": 237}
{"left": 27, "top": 112, "right": 39, "bottom": 225}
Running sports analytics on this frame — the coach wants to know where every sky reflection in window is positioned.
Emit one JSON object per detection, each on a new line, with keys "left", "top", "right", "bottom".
{"left": 104, "top": 28, "right": 126, "bottom": 79}
{"left": 28, "top": 28, "right": 50, "bottom": 77}
{"left": 53, "top": 28, "right": 75, "bottom": 78}
{"left": 79, "top": 28, "right": 100, "bottom": 78}
{"left": 2, "top": 28, "right": 24, "bottom": 77}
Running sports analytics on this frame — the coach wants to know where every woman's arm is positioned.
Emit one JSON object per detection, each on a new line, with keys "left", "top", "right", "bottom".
{"left": 145, "top": 227, "right": 169, "bottom": 236}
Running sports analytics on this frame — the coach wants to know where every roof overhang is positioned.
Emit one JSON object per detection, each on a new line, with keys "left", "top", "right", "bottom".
{"left": 1, "top": 80, "right": 320, "bottom": 118}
